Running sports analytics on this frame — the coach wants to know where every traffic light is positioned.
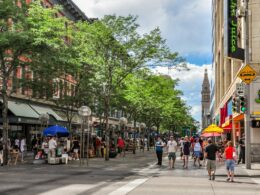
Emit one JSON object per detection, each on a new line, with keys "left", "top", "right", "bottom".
{"left": 240, "top": 96, "right": 246, "bottom": 113}
{"left": 232, "top": 96, "right": 240, "bottom": 113}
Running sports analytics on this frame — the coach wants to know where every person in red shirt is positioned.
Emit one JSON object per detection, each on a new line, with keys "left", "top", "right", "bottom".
{"left": 224, "top": 141, "right": 236, "bottom": 182}
{"left": 117, "top": 137, "right": 125, "bottom": 157}
{"left": 95, "top": 137, "right": 101, "bottom": 157}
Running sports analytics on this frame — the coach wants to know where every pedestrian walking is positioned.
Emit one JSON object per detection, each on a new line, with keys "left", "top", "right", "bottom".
{"left": 155, "top": 137, "right": 164, "bottom": 166}
{"left": 224, "top": 141, "right": 237, "bottom": 182}
{"left": 95, "top": 137, "right": 101, "bottom": 157}
{"left": 14, "top": 137, "right": 20, "bottom": 150}
{"left": 179, "top": 137, "right": 184, "bottom": 160}
{"left": 166, "top": 136, "right": 177, "bottom": 169}
{"left": 144, "top": 137, "right": 148, "bottom": 150}
{"left": 100, "top": 137, "right": 105, "bottom": 158}
{"left": 71, "top": 138, "right": 80, "bottom": 160}
{"left": 182, "top": 136, "right": 191, "bottom": 169}
{"left": 117, "top": 136, "right": 125, "bottom": 157}
{"left": 204, "top": 138, "right": 219, "bottom": 180}
{"left": 48, "top": 136, "right": 57, "bottom": 158}
{"left": 193, "top": 138, "right": 202, "bottom": 167}
{"left": 20, "top": 137, "right": 26, "bottom": 162}
{"left": 140, "top": 138, "right": 145, "bottom": 152}
{"left": 190, "top": 136, "right": 195, "bottom": 159}
{"left": 237, "top": 133, "right": 245, "bottom": 164}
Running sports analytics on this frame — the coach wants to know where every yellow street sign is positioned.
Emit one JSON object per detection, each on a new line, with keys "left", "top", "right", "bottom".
{"left": 238, "top": 64, "right": 257, "bottom": 84}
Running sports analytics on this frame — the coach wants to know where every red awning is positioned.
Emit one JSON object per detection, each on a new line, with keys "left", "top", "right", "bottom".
{"left": 222, "top": 123, "right": 232, "bottom": 133}
{"left": 221, "top": 118, "right": 232, "bottom": 133}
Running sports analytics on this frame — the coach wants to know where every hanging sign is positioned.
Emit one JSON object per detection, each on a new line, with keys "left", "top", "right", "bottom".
{"left": 252, "top": 120, "right": 260, "bottom": 128}
{"left": 224, "top": 0, "right": 244, "bottom": 60}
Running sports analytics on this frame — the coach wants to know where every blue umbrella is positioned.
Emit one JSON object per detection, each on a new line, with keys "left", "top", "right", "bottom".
{"left": 43, "top": 125, "right": 69, "bottom": 137}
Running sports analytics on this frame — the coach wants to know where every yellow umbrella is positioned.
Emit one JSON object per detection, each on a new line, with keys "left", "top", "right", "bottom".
{"left": 203, "top": 124, "right": 223, "bottom": 134}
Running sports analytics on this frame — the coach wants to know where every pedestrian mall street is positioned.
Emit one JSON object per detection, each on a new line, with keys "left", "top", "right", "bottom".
{"left": 0, "top": 151, "right": 259, "bottom": 195}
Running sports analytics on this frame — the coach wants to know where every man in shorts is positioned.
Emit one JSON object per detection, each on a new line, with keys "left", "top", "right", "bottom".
{"left": 204, "top": 138, "right": 219, "bottom": 180}
{"left": 166, "top": 136, "right": 178, "bottom": 169}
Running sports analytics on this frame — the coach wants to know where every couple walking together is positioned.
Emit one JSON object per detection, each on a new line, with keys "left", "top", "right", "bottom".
{"left": 155, "top": 136, "right": 177, "bottom": 168}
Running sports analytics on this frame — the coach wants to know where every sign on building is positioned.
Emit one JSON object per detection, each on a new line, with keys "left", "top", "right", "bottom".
{"left": 236, "top": 83, "right": 245, "bottom": 96}
{"left": 224, "top": 0, "right": 244, "bottom": 60}
{"left": 238, "top": 64, "right": 257, "bottom": 84}
{"left": 251, "top": 120, "right": 260, "bottom": 128}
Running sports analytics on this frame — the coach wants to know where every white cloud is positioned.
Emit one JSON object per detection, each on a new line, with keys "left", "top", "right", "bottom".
{"left": 73, "top": 0, "right": 212, "bottom": 56}
{"left": 152, "top": 63, "right": 212, "bottom": 123}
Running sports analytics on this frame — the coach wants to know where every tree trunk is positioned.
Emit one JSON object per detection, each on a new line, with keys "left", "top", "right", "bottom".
{"left": 2, "top": 74, "right": 9, "bottom": 165}
{"left": 133, "top": 118, "right": 137, "bottom": 154}
{"left": 147, "top": 126, "right": 150, "bottom": 151}
{"left": 104, "top": 95, "right": 110, "bottom": 161}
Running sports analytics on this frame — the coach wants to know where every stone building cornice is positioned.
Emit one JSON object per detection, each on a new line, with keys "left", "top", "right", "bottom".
{"left": 57, "top": 0, "right": 90, "bottom": 22}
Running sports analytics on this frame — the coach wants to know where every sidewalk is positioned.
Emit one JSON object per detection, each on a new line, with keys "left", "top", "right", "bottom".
{"left": 215, "top": 162, "right": 260, "bottom": 177}
{"left": 12, "top": 148, "right": 156, "bottom": 169}
{"left": 128, "top": 157, "right": 260, "bottom": 195}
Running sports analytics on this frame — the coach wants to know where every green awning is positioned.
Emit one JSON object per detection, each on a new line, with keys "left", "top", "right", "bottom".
{"left": 8, "top": 101, "right": 39, "bottom": 118}
{"left": 54, "top": 110, "right": 82, "bottom": 124}
{"left": 30, "top": 104, "right": 65, "bottom": 121}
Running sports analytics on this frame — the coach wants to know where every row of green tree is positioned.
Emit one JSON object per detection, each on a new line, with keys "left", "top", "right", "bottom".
{"left": 0, "top": 0, "right": 197, "bottom": 162}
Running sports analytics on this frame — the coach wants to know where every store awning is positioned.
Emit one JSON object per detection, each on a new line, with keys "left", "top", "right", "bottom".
{"left": 30, "top": 104, "right": 65, "bottom": 121}
{"left": 54, "top": 110, "right": 82, "bottom": 124}
{"left": 233, "top": 113, "right": 244, "bottom": 121}
{"left": 221, "top": 117, "right": 232, "bottom": 133}
{"left": 8, "top": 101, "right": 39, "bottom": 118}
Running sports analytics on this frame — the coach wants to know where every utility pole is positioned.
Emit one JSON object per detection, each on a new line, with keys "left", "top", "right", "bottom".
{"left": 242, "top": 0, "right": 251, "bottom": 169}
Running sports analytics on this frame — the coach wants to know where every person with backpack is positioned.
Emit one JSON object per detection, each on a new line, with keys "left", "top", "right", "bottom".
{"left": 204, "top": 138, "right": 219, "bottom": 180}
{"left": 155, "top": 137, "right": 164, "bottom": 166}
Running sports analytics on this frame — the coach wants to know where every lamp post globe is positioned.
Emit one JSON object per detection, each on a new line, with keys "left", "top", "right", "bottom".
{"left": 78, "top": 106, "right": 91, "bottom": 117}
{"left": 151, "top": 126, "right": 157, "bottom": 131}
{"left": 140, "top": 122, "right": 146, "bottom": 129}
{"left": 119, "top": 117, "right": 128, "bottom": 125}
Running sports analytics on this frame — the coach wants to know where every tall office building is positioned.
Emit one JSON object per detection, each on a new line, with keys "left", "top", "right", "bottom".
{"left": 212, "top": 0, "right": 260, "bottom": 162}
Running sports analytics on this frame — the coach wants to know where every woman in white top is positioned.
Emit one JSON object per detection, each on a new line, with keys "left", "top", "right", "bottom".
{"left": 193, "top": 138, "right": 202, "bottom": 167}
{"left": 20, "top": 138, "right": 26, "bottom": 162}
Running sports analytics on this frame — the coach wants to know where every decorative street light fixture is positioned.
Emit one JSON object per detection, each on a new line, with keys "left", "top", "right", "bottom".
{"left": 151, "top": 126, "right": 157, "bottom": 131}
{"left": 140, "top": 122, "right": 146, "bottom": 136}
{"left": 78, "top": 106, "right": 91, "bottom": 166}
{"left": 139, "top": 122, "right": 147, "bottom": 150}
{"left": 119, "top": 117, "right": 128, "bottom": 139}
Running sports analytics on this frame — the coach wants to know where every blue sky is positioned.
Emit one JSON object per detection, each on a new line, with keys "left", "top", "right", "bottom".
{"left": 73, "top": 0, "right": 213, "bottom": 125}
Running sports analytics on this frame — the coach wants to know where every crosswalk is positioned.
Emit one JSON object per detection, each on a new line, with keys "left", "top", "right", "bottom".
{"left": 108, "top": 178, "right": 148, "bottom": 195}
{"left": 36, "top": 164, "right": 155, "bottom": 195}
{"left": 36, "top": 178, "right": 149, "bottom": 195}
{"left": 38, "top": 183, "right": 104, "bottom": 195}
{"left": 35, "top": 159, "right": 260, "bottom": 195}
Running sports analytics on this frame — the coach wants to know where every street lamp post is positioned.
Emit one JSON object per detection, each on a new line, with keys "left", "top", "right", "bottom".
{"left": 140, "top": 122, "right": 146, "bottom": 150}
{"left": 78, "top": 106, "right": 91, "bottom": 166}
{"left": 119, "top": 117, "right": 128, "bottom": 139}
